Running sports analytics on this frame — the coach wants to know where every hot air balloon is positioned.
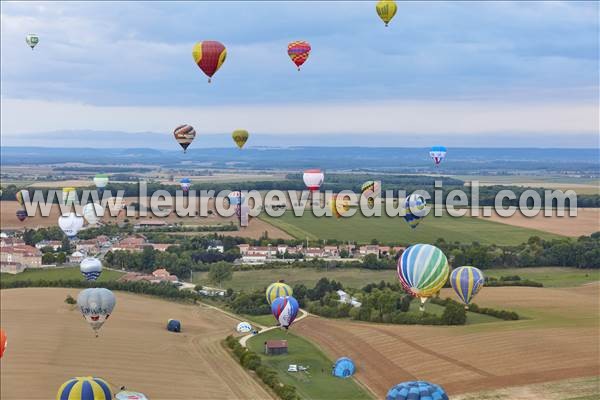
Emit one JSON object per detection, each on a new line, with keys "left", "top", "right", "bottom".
{"left": 429, "top": 146, "right": 447, "bottom": 166}
{"left": 376, "top": 0, "right": 398, "bottom": 27}
{"left": 288, "top": 41, "right": 311, "bottom": 71}
{"left": 173, "top": 124, "right": 196, "bottom": 153}
{"left": 303, "top": 169, "right": 324, "bottom": 191}
{"left": 57, "top": 377, "right": 112, "bottom": 400}
{"left": 115, "top": 390, "right": 149, "bottom": 400}
{"left": 266, "top": 282, "right": 293, "bottom": 305}
{"left": 228, "top": 191, "right": 245, "bottom": 206}
{"left": 15, "top": 189, "right": 28, "bottom": 206}
{"left": 386, "top": 381, "right": 448, "bottom": 400}
{"left": 330, "top": 194, "right": 350, "bottom": 218}
{"left": 403, "top": 193, "right": 428, "bottom": 229}
{"left": 83, "top": 203, "right": 103, "bottom": 225}
{"left": 192, "top": 40, "right": 227, "bottom": 83}
{"left": 180, "top": 178, "right": 191, "bottom": 193}
{"left": 93, "top": 174, "right": 109, "bottom": 192}
{"left": 58, "top": 213, "right": 84, "bottom": 238}
{"left": 397, "top": 244, "right": 449, "bottom": 311}
{"left": 77, "top": 288, "right": 116, "bottom": 336}
{"left": 332, "top": 357, "right": 356, "bottom": 378}
{"left": 236, "top": 322, "right": 252, "bottom": 333}
{"left": 0, "top": 329, "right": 6, "bottom": 358}
{"left": 450, "top": 266, "right": 485, "bottom": 309}
{"left": 16, "top": 209, "right": 28, "bottom": 222}
{"left": 26, "top": 34, "right": 39, "bottom": 49}
{"left": 62, "top": 187, "right": 78, "bottom": 207}
{"left": 361, "top": 181, "right": 381, "bottom": 207}
{"left": 271, "top": 295, "right": 299, "bottom": 329}
{"left": 232, "top": 129, "right": 249, "bottom": 149}
{"left": 80, "top": 258, "right": 103, "bottom": 281}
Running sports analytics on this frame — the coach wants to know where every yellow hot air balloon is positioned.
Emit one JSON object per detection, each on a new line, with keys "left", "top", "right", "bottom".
{"left": 232, "top": 129, "right": 249, "bottom": 149}
{"left": 376, "top": 0, "right": 397, "bottom": 27}
{"left": 266, "top": 282, "right": 293, "bottom": 305}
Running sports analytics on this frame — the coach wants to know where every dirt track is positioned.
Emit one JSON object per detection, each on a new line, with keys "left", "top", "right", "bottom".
{"left": 0, "top": 288, "right": 273, "bottom": 400}
{"left": 294, "top": 285, "right": 600, "bottom": 397}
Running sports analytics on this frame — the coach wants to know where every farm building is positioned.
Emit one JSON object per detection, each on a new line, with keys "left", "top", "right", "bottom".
{"left": 265, "top": 340, "right": 288, "bottom": 355}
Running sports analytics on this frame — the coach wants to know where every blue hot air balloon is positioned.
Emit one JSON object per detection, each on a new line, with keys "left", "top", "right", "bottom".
{"left": 403, "top": 193, "right": 428, "bottom": 229}
{"left": 271, "top": 296, "right": 299, "bottom": 329}
{"left": 429, "top": 146, "right": 447, "bottom": 166}
{"left": 180, "top": 178, "right": 191, "bottom": 193}
{"left": 386, "top": 381, "right": 448, "bottom": 400}
{"left": 56, "top": 377, "right": 112, "bottom": 400}
{"left": 332, "top": 357, "right": 356, "bottom": 378}
{"left": 450, "top": 266, "right": 485, "bottom": 308}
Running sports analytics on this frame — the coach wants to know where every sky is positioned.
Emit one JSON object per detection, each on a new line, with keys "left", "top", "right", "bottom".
{"left": 1, "top": 1, "right": 598, "bottom": 147}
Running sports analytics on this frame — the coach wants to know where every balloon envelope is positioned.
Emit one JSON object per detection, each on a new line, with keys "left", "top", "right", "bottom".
{"left": 397, "top": 244, "right": 449, "bottom": 306}
{"left": 386, "top": 381, "right": 448, "bottom": 400}
{"left": 236, "top": 322, "right": 252, "bottom": 333}
{"left": 288, "top": 41, "right": 311, "bottom": 70}
{"left": 62, "top": 187, "right": 78, "bottom": 206}
{"left": 228, "top": 191, "right": 245, "bottom": 206}
{"left": 93, "top": 174, "right": 109, "bottom": 189}
{"left": 332, "top": 357, "right": 356, "bottom": 378}
{"left": 266, "top": 282, "right": 293, "bottom": 305}
{"left": 0, "top": 329, "right": 6, "bottom": 358}
{"left": 83, "top": 203, "right": 103, "bottom": 225}
{"left": 16, "top": 209, "right": 28, "bottom": 222}
{"left": 430, "top": 146, "right": 447, "bottom": 166}
{"left": 57, "top": 377, "right": 112, "bottom": 400}
{"left": 180, "top": 177, "right": 191, "bottom": 192}
{"left": 173, "top": 125, "right": 196, "bottom": 152}
{"left": 450, "top": 266, "right": 484, "bottom": 306}
{"left": 16, "top": 189, "right": 28, "bottom": 206}
{"left": 26, "top": 34, "right": 39, "bottom": 49}
{"left": 376, "top": 0, "right": 398, "bottom": 27}
{"left": 58, "top": 213, "right": 84, "bottom": 238}
{"left": 192, "top": 40, "right": 227, "bottom": 82}
{"left": 271, "top": 296, "right": 299, "bottom": 329}
{"left": 232, "top": 129, "right": 249, "bottom": 149}
{"left": 80, "top": 257, "right": 103, "bottom": 281}
{"left": 115, "top": 390, "right": 149, "bottom": 400}
{"left": 303, "top": 169, "right": 324, "bottom": 191}
{"left": 403, "top": 193, "right": 428, "bottom": 229}
{"left": 77, "top": 288, "right": 116, "bottom": 333}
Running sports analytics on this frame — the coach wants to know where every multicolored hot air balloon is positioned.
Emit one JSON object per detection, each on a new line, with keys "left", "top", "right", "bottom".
{"left": 403, "top": 193, "right": 428, "bottom": 229}
{"left": 266, "top": 282, "right": 293, "bottom": 305}
{"left": 16, "top": 209, "right": 28, "bottom": 222}
{"left": 77, "top": 288, "right": 116, "bottom": 336}
{"left": 180, "top": 177, "right": 191, "bottom": 193}
{"left": 16, "top": 189, "right": 28, "bottom": 206}
{"left": 361, "top": 181, "right": 381, "bottom": 207}
{"left": 376, "top": 0, "right": 398, "bottom": 27}
{"left": 26, "top": 34, "right": 39, "bottom": 49}
{"left": 397, "top": 244, "right": 449, "bottom": 311}
{"left": 450, "top": 266, "right": 485, "bottom": 309}
{"left": 303, "top": 169, "right": 324, "bottom": 191}
{"left": 59, "top": 213, "right": 84, "bottom": 238}
{"left": 271, "top": 295, "right": 299, "bottom": 329}
{"left": 288, "top": 41, "right": 311, "bottom": 71}
{"left": 93, "top": 174, "right": 109, "bottom": 192}
{"left": 83, "top": 203, "right": 103, "bottom": 225}
{"left": 330, "top": 194, "right": 350, "bottom": 218}
{"left": 192, "top": 40, "right": 227, "bottom": 83}
{"left": 57, "top": 377, "right": 112, "bottom": 400}
{"left": 173, "top": 125, "right": 196, "bottom": 153}
{"left": 386, "top": 381, "right": 448, "bottom": 400}
{"left": 232, "top": 129, "right": 249, "bottom": 149}
{"left": 236, "top": 322, "right": 252, "bottom": 333}
{"left": 430, "top": 146, "right": 447, "bottom": 166}
{"left": 0, "top": 328, "right": 6, "bottom": 358}
{"left": 80, "top": 258, "right": 103, "bottom": 281}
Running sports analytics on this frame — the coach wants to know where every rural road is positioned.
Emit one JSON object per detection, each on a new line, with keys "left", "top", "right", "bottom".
{"left": 239, "top": 308, "right": 309, "bottom": 347}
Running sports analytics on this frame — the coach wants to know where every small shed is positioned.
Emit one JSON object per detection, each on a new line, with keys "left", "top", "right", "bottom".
{"left": 167, "top": 319, "right": 181, "bottom": 332}
{"left": 265, "top": 340, "right": 288, "bottom": 355}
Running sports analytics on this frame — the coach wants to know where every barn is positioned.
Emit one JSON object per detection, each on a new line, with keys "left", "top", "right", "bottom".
{"left": 264, "top": 340, "right": 288, "bottom": 355}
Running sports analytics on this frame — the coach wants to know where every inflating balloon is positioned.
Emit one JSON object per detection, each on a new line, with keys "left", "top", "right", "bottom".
{"left": 26, "top": 34, "right": 39, "bottom": 49}
{"left": 271, "top": 296, "right": 299, "bottom": 329}
{"left": 83, "top": 203, "right": 103, "bottom": 225}
{"left": 58, "top": 213, "right": 84, "bottom": 238}
{"left": 232, "top": 129, "right": 249, "bottom": 149}
{"left": 288, "top": 41, "right": 311, "bottom": 71}
{"left": 403, "top": 193, "right": 428, "bottom": 229}
{"left": 303, "top": 169, "right": 324, "bottom": 191}
{"left": 173, "top": 125, "right": 196, "bottom": 153}
{"left": 192, "top": 40, "right": 227, "bottom": 83}
{"left": 376, "top": 0, "right": 398, "bottom": 27}
{"left": 236, "top": 322, "right": 252, "bottom": 333}
{"left": 77, "top": 288, "right": 116, "bottom": 336}
{"left": 386, "top": 381, "right": 448, "bottom": 400}
{"left": 450, "top": 266, "right": 484, "bottom": 308}
{"left": 80, "top": 258, "right": 103, "bottom": 281}
{"left": 57, "top": 377, "right": 112, "bottom": 400}
{"left": 266, "top": 282, "right": 293, "bottom": 305}
{"left": 430, "top": 146, "right": 447, "bottom": 166}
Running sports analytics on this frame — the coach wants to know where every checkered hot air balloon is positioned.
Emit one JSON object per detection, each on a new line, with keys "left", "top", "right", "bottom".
{"left": 271, "top": 295, "right": 299, "bottom": 329}
{"left": 56, "top": 377, "right": 112, "bottom": 400}
{"left": 288, "top": 41, "right": 311, "bottom": 71}
{"left": 397, "top": 244, "right": 449, "bottom": 311}
{"left": 386, "top": 381, "right": 448, "bottom": 400}
{"left": 450, "top": 266, "right": 485, "bottom": 309}
{"left": 192, "top": 40, "right": 227, "bottom": 83}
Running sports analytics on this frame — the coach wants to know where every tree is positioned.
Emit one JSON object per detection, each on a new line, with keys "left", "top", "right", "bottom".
{"left": 141, "top": 246, "right": 156, "bottom": 270}
{"left": 42, "top": 253, "right": 55, "bottom": 265}
{"left": 208, "top": 262, "right": 233, "bottom": 288}
{"left": 55, "top": 252, "right": 67, "bottom": 264}
{"left": 61, "top": 237, "right": 71, "bottom": 253}
{"left": 441, "top": 302, "right": 466, "bottom": 325}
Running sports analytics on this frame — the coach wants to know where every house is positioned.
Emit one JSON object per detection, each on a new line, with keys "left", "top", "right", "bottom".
{"left": 35, "top": 240, "right": 62, "bottom": 251}
{"left": 118, "top": 269, "right": 179, "bottom": 284}
{"left": 147, "top": 243, "right": 172, "bottom": 252}
{"left": 76, "top": 239, "right": 100, "bottom": 255}
{"left": 378, "top": 246, "right": 391, "bottom": 257}
{"left": 69, "top": 251, "right": 85, "bottom": 263}
{"left": 112, "top": 236, "right": 147, "bottom": 252}
{"left": 336, "top": 290, "right": 362, "bottom": 308}
{"left": 1, "top": 237, "right": 26, "bottom": 248}
{"left": 265, "top": 340, "right": 288, "bottom": 355}
{"left": 237, "top": 244, "right": 250, "bottom": 255}
{"left": 152, "top": 268, "right": 178, "bottom": 282}
{"left": 304, "top": 247, "right": 324, "bottom": 258}
{"left": 198, "top": 287, "right": 226, "bottom": 297}
{"left": 358, "top": 245, "right": 379, "bottom": 257}
{"left": 323, "top": 246, "right": 339, "bottom": 257}
{"left": 0, "top": 245, "right": 43, "bottom": 269}
{"left": 0, "top": 261, "right": 27, "bottom": 274}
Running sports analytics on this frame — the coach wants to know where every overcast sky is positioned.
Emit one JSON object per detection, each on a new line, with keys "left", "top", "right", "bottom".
{"left": 1, "top": 1, "right": 598, "bottom": 145}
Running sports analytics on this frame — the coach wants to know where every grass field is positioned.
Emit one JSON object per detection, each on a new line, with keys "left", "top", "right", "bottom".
{"left": 454, "top": 175, "right": 600, "bottom": 195}
{"left": 260, "top": 211, "right": 564, "bottom": 245}
{"left": 246, "top": 329, "right": 373, "bottom": 400}
{"left": 0, "top": 267, "right": 124, "bottom": 283}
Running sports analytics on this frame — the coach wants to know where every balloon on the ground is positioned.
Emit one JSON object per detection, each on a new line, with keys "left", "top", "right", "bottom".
{"left": 0, "top": 328, "right": 6, "bottom": 358}
{"left": 430, "top": 146, "right": 447, "bottom": 166}
{"left": 58, "top": 213, "right": 84, "bottom": 238}
{"left": 167, "top": 319, "right": 181, "bottom": 332}
{"left": 361, "top": 181, "right": 381, "bottom": 207}
{"left": 115, "top": 390, "right": 149, "bottom": 400}
{"left": 332, "top": 357, "right": 356, "bottom": 378}
{"left": 83, "top": 203, "right": 103, "bottom": 225}
{"left": 450, "top": 266, "right": 485, "bottom": 307}
{"left": 16, "top": 189, "right": 28, "bottom": 206}
{"left": 236, "top": 322, "right": 252, "bottom": 333}
{"left": 271, "top": 296, "right": 299, "bottom": 329}
{"left": 376, "top": 0, "right": 398, "bottom": 27}
{"left": 266, "top": 282, "right": 293, "bottom": 305}
{"left": 173, "top": 125, "right": 196, "bottom": 152}
{"left": 93, "top": 174, "right": 109, "bottom": 189}
{"left": 397, "top": 244, "right": 449, "bottom": 310}
{"left": 180, "top": 177, "right": 191, "bottom": 193}
{"left": 56, "top": 377, "right": 112, "bottom": 400}
{"left": 62, "top": 187, "right": 78, "bottom": 206}
{"left": 232, "top": 129, "right": 249, "bottom": 149}
{"left": 403, "top": 193, "right": 428, "bottom": 229}
{"left": 16, "top": 209, "right": 28, "bottom": 222}
{"left": 303, "top": 169, "right": 324, "bottom": 191}
{"left": 26, "top": 34, "right": 39, "bottom": 49}
{"left": 192, "top": 40, "right": 227, "bottom": 83}
{"left": 288, "top": 41, "right": 311, "bottom": 70}
{"left": 386, "top": 381, "right": 448, "bottom": 400}
{"left": 77, "top": 288, "right": 116, "bottom": 335}
{"left": 80, "top": 258, "right": 103, "bottom": 281}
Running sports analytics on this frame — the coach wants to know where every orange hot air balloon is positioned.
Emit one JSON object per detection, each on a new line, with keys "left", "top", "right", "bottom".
{"left": 0, "top": 329, "right": 6, "bottom": 358}
{"left": 192, "top": 41, "right": 227, "bottom": 83}
{"left": 288, "top": 41, "right": 311, "bottom": 71}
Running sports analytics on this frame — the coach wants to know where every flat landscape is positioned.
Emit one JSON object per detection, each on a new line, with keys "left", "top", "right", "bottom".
{"left": 0, "top": 288, "right": 272, "bottom": 400}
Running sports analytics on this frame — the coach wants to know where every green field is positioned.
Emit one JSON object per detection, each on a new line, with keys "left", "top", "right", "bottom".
{"left": 0, "top": 267, "right": 125, "bottom": 283}
{"left": 247, "top": 329, "right": 373, "bottom": 400}
{"left": 241, "top": 313, "right": 277, "bottom": 327}
{"left": 483, "top": 267, "right": 600, "bottom": 288}
{"left": 261, "top": 211, "right": 564, "bottom": 245}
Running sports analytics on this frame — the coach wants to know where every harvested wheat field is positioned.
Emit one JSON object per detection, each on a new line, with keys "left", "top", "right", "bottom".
{"left": 0, "top": 288, "right": 272, "bottom": 400}
{"left": 294, "top": 285, "right": 600, "bottom": 398}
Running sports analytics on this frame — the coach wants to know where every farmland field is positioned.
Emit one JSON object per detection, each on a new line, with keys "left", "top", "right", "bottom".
{"left": 260, "top": 211, "right": 565, "bottom": 245}
{"left": 0, "top": 266, "right": 124, "bottom": 283}
{"left": 0, "top": 288, "right": 272, "bottom": 400}
{"left": 455, "top": 175, "right": 600, "bottom": 195}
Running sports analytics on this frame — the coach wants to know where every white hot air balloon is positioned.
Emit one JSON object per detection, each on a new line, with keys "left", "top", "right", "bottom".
{"left": 58, "top": 213, "right": 84, "bottom": 238}
{"left": 236, "top": 322, "right": 252, "bottom": 333}
{"left": 93, "top": 174, "right": 109, "bottom": 189}
{"left": 80, "top": 257, "right": 103, "bottom": 281}
{"left": 26, "top": 34, "right": 39, "bottom": 50}
{"left": 77, "top": 288, "right": 116, "bottom": 336}
{"left": 83, "top": 203, "right": 104, "bottom": 225}
{"left": 303, "top": 169, "right": 324, "bottom": 191}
